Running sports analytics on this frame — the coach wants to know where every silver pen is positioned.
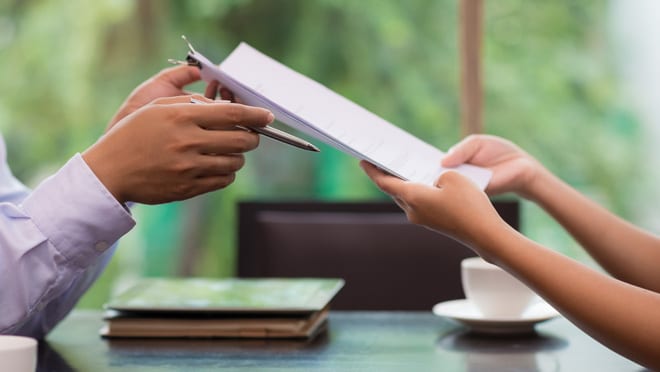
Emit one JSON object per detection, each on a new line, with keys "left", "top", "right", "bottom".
{"left": 190, "top": 97, "right": 320, "bottom": 152}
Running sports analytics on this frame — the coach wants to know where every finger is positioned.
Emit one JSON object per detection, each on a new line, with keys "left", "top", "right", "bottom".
{"left": 193, "top": 154, "right": 246, "bottom": 177}
{"left": 359, "top": 161, "right": 407, "bottom": 196}
{"left": 435, "top": 170, "right": 476, "bottom": 191}
{"left": 434, "top": 170, "right": 455, "bottom": 188}
{"left": 205, "top": 80, "right": 220, "bottom": 100}
{"left": 156, "top": 65, "right": 201, "bottom": 89}
{"left": 220, "top": 88, "right": 235, "bottom": 102}
{"left": 441, "top": 135, "right": 482, "bottom": 167}
{"left": 193, "top": 174, "right": 238, "bottom": 195}
{"left": 152, "top": 94, "right": 210, "bottom": 105}
{"left": 185, "top": 103, "right": 274, "bottom": 130}
{"left": 197, "top": 130, "right": 260, "bottom": 154}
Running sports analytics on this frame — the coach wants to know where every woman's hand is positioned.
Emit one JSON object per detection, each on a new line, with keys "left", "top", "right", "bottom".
{"left": 84, "top": 95, "right": 274, "bottom": 205}
{"left": 360, "top": 161, "right": 505, "bottom": 248}
{"left": 442, "top": 135, "right": 544, "bottom": 199}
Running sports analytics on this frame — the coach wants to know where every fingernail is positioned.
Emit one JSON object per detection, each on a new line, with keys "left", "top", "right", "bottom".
{"left": 267, "top": 113, "right": 275, "bottom": 123}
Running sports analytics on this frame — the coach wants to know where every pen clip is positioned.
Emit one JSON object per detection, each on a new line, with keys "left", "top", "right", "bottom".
{"left": 167, "top": 35, "right": 202, "bottom": 69}
{"left": 181, "top": 35, "right": 197, "bottom": 55}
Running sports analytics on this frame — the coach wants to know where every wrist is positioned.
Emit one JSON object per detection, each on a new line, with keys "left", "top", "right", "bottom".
{"left": 468, "top": 217, "right": 521, "bottom": 264}
{"left": 518, "top": 161, "right": 553, "bottom": 202}
{"left": 457, "top": 204, "right": 506, "bottom": 246}
{"left": 530, "top": 166, "right": 560, "bottom": 205}
{"left": 81, "top": 147, "right": 127, "bottom": 205}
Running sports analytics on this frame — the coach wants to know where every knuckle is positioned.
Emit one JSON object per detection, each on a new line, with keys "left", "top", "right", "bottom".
{"left": 170, "top": 158, "right": 196, "bottom": 175}
{"left": 233, "top": 132, "right": 259, "bottom": 152}
{"left": 460, "top": 134, "right": 481, "bottom": 150}
{"left": 171, "top": 182, "right": 195, "bottom": 200}
{"left": 216, "top": 174, "right": 236, "bottom": 189}
{"left": 167, "top": 136, "right": 192, "bottom": 154}
{"left": 155, "top": 67, "right": 172, "bottom": 79}
{"left": 172, "top": 108, "right": 193, "bottom": 124}
{"left": 229, "top": 155, "right": 246, "bottom": 171}
{"left": 158, "top": 105, "right": 192, "bottom": 124}
{"left": 224, "top": 105, "right": 244, "bottom": 124}
{"left": 141, "top": 104, "right": 161, "bottom": 117}
{"left": 151, "top": 97, "right": 170, "bottom": 105}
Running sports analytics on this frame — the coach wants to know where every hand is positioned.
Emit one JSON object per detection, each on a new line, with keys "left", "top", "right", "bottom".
{"left": 360, "top": 161, "right": 504, "bottom": 248}
{"left": 83, "top": 95, "right": 274, "bottom": 205}
{"left": 441, "top": 135, "right": 543, "bottom": 198}
{"left": 108, "top": 66, "right": 204, "bottom": 131}
{"left": 204, "top": 80, "right": 240, "bottom": 103}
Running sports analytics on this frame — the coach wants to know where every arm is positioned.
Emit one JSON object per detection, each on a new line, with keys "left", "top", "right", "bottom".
{"left": 442, "top": 135, "right": 660, "bottom": 292}
{"left": 0, "top": 148, "right": 134, "bottom": 338}
{"left": 0, "top": 67, "right": 197, "bottom": 337}
{"left": 525, "top": 166, "right": 660, "bottom": 292}
{"left": 1, "top": 66, "right": 274, "bottom": 337}
{"left": 361, "top": 162, "right": 660, "bottom": 370}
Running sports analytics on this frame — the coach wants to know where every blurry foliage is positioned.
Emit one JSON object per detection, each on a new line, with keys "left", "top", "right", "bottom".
{"left": 0, "top": 0, "right": 642, "bottom": 307}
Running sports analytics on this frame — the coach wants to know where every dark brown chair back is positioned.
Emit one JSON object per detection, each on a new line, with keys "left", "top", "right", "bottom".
{"left": 237, "top": 200, "right": 519, "bottom": 310}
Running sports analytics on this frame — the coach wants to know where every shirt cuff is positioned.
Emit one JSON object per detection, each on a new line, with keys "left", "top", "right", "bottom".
{"left": 20, "top": 153, "right": 136, "bottom": 268}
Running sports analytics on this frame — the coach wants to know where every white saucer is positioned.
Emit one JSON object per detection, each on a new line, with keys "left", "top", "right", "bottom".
{"left": 432, "top": 299, "right": 560, "bottom": 335}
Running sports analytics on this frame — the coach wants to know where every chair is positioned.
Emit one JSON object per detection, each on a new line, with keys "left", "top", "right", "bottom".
{"left": 237, "top": 200, "right": 519, "bottom": 310}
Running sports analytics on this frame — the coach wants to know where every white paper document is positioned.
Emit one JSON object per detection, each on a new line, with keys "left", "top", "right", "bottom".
{"left": 193, "top": 42, "right": 492, "bottom": 189}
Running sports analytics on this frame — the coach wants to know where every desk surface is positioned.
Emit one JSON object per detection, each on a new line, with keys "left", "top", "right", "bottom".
{"left": 39, "top": 311, "right": 641, "bottom": 371}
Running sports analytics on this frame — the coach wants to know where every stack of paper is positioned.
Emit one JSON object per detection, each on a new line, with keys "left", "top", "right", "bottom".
{"left": 190, "top": 42, "right": 492, "bottom": 189}
{"left": 101, "top": 278, "right": 343, "bottom": 339}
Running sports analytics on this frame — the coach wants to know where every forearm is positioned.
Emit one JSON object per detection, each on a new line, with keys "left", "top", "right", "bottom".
{"left": 525, "top": 167, "right": 660, "bottom": 291}
{"left": 476, "top": 224, "right": 660, "bottom": 370}
{"left": 1, "top": 239, "right": 116, "bottom": 338}
{"left": 0, "top": 154, "right": 135, "bottom": 337}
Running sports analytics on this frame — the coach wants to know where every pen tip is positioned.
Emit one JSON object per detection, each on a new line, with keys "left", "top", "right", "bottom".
{"left": 309, "top": 144, "right": 321, "bottom": 152}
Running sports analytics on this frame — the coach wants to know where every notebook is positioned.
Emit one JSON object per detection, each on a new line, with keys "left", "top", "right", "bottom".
{"left": 101, "top": 278, "right": 343, "bottom": 339}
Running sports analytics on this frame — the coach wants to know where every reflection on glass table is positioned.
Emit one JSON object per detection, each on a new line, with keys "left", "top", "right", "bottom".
{"left": 437, "top": 327, "right": 568, "bottom": 371}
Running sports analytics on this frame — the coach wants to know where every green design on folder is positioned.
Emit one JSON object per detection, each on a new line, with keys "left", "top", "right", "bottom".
{"left": 106, "top": 278, "right": 344, "bottom": 313}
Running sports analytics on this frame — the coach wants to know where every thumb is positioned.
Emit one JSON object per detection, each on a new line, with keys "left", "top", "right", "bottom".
{"left": 156, "top": 65, "right": 201, "bottom": 89}
{"left": 360, "top": 161, "right": 409, "bottom": 197}
{"left": 441, "top": 135, "right": 482, "bottom": 167}
{"left": 434, "top": 170, "right": 471, "bottom": 189}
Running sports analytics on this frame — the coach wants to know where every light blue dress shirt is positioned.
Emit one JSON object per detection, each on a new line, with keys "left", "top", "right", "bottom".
{"left": 0, "top": 135, "right": 135, "bottom": 338}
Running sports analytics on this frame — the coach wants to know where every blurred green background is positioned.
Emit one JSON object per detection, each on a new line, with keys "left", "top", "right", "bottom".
{"left": 0, "top": 0, "right": 653, "bottom": 308}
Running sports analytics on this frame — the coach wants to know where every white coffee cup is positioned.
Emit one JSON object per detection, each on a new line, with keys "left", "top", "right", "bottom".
{"left": 0, "top": 335, "right": 37, "bottom": 372}
{"left": 461, "top": 257, "right": 536, "bottom": 318}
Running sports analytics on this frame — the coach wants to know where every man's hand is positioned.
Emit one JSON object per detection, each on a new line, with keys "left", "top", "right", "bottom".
{"left": 107, "top": 66, "right": 203, "bottom": 131}
{"left": 84, "top": 95, "right": 274, "bottom": 204}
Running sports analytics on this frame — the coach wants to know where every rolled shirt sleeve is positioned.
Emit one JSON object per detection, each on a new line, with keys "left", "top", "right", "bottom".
{"left": 0, "top": 153, "right": 135, "bottom": 337}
